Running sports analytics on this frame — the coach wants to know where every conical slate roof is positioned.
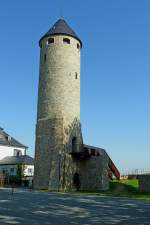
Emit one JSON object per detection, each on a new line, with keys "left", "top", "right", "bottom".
{"left": 39, "top": 19, "right": 82, "bottom": 47}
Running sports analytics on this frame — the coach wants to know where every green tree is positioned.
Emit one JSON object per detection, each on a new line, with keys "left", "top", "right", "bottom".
{"left": 17, "top": 164, "right": 23, "bottom": 178}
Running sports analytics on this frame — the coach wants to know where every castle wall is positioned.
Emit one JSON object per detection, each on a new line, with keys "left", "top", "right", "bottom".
{"left": 77, "top": 153, "right": 109, "bottom": 191}
{"left": 139, "top": 175, "right": 150, "bottom": 193}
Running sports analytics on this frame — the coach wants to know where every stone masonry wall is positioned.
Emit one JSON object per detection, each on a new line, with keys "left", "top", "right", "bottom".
{"left": 37, "top": 35, "right": 81, "bottom": 125}
{"left": 77, "top": 151, "right": 109, "bottom": 191}
{"left": 139, "top": 175, "right": 150, "bottom": 193}
{"left": 34, "top": 34, "right": 82, "bottom": 190}
{"left": 59, "top": 119, "right": 83, "bottom": 191}
{"left": 34, "top": 118, "right": 63, "bottom": 189}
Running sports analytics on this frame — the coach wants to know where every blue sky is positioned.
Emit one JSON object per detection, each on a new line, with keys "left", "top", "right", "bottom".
{"left": 0, "top": 0, "right": 150, "bottom": 173}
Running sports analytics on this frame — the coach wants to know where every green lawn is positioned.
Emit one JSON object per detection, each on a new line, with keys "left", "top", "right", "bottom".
{"left": 109, "top": 179, "right": 139, "bottom": 194}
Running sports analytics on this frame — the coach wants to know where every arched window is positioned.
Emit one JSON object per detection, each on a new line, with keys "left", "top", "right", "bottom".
{"left": 47, "top": 38, "right": 54, "bottom": 45}
{"left": 63, "top": 38, "right": 70, "bottom": 44}
{"left": 72, "top": 137, "right": 77, "bottom": 152}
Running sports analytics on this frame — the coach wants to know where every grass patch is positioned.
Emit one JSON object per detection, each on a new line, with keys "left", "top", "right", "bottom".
{"left": 109, "top": 179, "right": 139, "bottom": 194}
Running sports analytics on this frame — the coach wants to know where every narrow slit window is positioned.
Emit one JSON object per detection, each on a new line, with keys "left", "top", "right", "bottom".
{"left": 75, "top": 72, "right": 78, "bottom": 79}
{"left": 44, "top": 54, "right": 47, "bottom": 62}
{"left": 63, "top": 38, "right": 70, "bottom": 44}
{"left": 77, "top": 43, "right": 80, "bottom": 49}
{"left": 47, "top": 38, "right": 54, "bottom": 45}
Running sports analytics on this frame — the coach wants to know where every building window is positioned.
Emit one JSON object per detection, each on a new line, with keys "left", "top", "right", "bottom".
{"left": 28, "top": 168, "right": 32, "bottom": 173}
{"left": 75, "top": 72, "right": 78, "bottom": 79}
{"left": 28, "top": 168, "right": 33, "bottom": 175}
{"left": 47, "top": 38, "right": 54, "bottom": 45}
{"left": 14, "top": 149, "right": 22, "bottom": 157}
{"left": 16, "top": 151, "right": 20, "bottom": 156}
{"left": 10, "top": 168, "right": 14, "bottom": 175}
{"left": 7, "top": 136, "right": 11, "bottom": 142}
{"left": 77, "top": 43, "right": 80, "bottom": 49}
{"left": 63, "top": 38, "right": 70, "bottom": 44}
{"left": 44, "top": 54, "right": 47, "bottom": 62}
{"left": 2, "top": 169, "right": 8, "bottom": 175}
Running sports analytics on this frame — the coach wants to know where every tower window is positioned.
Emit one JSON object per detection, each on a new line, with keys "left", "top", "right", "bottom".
{"left": 63, "top": 38, "right": 70, "bottom": 44}
{"left": 44, "top": 54, "right": 47, "bottom": 62}
{"left": 77, "top": 43, "right": 80, "bottom": 49}
{"left": 47, "top": 38, "right": 54, "bottom": 45}
{"left": 75, "top": 72, "right": 78, "bottom": 79}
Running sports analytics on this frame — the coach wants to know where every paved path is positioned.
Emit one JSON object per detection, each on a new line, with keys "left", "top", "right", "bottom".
{"left": 0, "top": 189, "right": 150, "bottom": 225}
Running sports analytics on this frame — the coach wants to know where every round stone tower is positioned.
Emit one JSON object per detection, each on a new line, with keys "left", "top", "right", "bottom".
{"left": 34, "top": 19, "right": 83, "bottom": 190}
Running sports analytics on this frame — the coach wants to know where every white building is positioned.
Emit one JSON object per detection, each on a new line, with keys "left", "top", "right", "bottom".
{"left": 0, "top": 127, "right": 34, "bottom": 186}
{"left": 0, "top": 155, "right": 34, "bottom": 177}
{"left": 0, "top": 127, "right": 27, "bottom": 159}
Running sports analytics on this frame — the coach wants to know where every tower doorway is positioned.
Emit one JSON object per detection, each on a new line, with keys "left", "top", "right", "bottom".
{"left": 73, "top": 172, "right": 80, "bottom": 191}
